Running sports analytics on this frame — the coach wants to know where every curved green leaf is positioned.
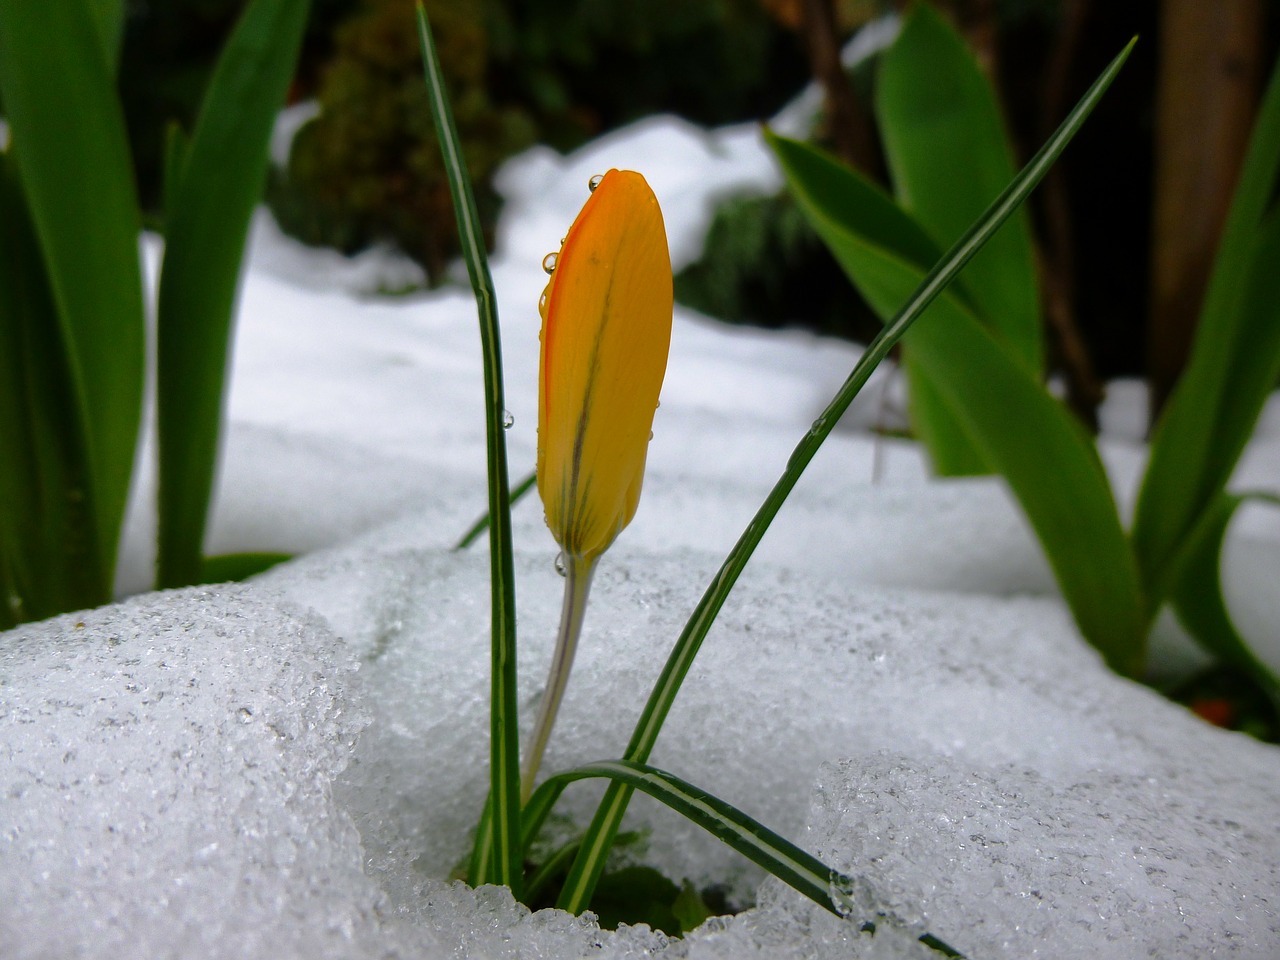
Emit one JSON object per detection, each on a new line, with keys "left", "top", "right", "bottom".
{"left": 1170, "top": 492, "right": 1280, "bottom": 699}
{"left": 155, "top": 0, "right": 310, "bottom": 588}
{"left": 534, "top": 760, "right": 964, "bottom": 956}
{"left": 772, "top": 133, "right": 1146, "bottom": 674}
{"left": 1134, "top": 58, "right": 1280, "bottom": 606}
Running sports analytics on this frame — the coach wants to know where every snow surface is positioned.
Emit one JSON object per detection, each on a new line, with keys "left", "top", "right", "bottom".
{"left": 3, "top": 112, "right": 1280, "bottom": 960}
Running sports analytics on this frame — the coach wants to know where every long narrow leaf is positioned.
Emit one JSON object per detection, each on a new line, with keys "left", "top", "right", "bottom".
{"left": 0, "top": 155, "right": 104, "bottom": 626}
{"left": 86, "top": 0, "right": 125, "bottom": 74}
{"left": 558, "top": 38, "right": 1136, "bottom": 915}
{"left": 0, "top": 0, "right": 144, "bottom": 596}
{"left": 877, "top": 3, "right": 1042, "bottom": 372}
{"left": 774, "top": 132, "right": 1145, "bottom": 671}
{"left": 1133, "top": 57, "right": 1280, "bottom": 605}
{"left": 416, "top": 2, "right": 522, "bottom": 895}
{"left": 453, "top": 469, "right": 538, "bottom": 551}
{"left": 877, "top": 3, "right": 1042, "bottom": 476}
{"left": 533, "top": 761, "right": 964, "bottom": 956}
{"left": 155, "top": 0, "right": 310, "bottom": 588}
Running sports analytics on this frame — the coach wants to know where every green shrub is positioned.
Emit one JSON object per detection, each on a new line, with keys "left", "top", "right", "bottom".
{"left": 273, "top": 0, "right": 537, "bottom": 280}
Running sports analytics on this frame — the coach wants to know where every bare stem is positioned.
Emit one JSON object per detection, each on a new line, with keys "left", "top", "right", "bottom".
{"left": 521, "top": 554, "right": 596, "bottom": 803}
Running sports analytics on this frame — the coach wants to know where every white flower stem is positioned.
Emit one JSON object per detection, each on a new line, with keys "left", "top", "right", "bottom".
{"left": 521, "top": 554, "right": 596, "bottom": 804}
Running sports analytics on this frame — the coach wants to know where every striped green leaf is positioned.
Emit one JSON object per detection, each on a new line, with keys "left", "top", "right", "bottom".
{"left": 534, "top": 761, "right": 964, "bottom": 956}
{"left": 416, "top": 1, "right": 523, "bottom": 895}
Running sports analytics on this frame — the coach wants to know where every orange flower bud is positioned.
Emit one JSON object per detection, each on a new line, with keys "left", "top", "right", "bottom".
{"left": 537, "top": 170, "right": 673, "bottom": 562}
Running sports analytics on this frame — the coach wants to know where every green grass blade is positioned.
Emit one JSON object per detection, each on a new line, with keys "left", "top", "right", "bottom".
{"left": 453, "top": 469, "right": 538, "bottom": 551}
{"left": 558, "top": 38, "right": 1136, "bottom": 915}
{"left": 416, "top": 1, "right": 522, "bottom": 896}
{"left": 0, "top": 154, "right": 105, "bottom": 627}
{"left": 155, "top": 0, "right": 310, "bottom": 589}
{"left": 877, "top": 3, "right": 1042, "bottom": 373}
{"left": 538, "top": 761, "right": 964, "bottom": 956}
{"left": 199, "top": 552, "right": 293, "bottom": 584}
{"left": 0, "top": 0, "right": 145, "bottom": 594}
{"left": 1134, "top": 57, "right": 1280, "bottom": 606}
{"left": 1169, "top": 492, "right": 1280, "bottom": 699}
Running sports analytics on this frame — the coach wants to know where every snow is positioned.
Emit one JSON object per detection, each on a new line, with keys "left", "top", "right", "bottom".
{"left": 3, "top": 111, "right": 1279, "bottom": 960}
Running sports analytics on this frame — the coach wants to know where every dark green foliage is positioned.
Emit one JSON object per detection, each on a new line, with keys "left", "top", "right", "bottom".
{"left": 484, "top": 0, "right": 808, "bottom": 139}
{"left": 270, "top": 0, "right": 808, "bottom": 279}
{"left": 674, "top": 191, "right": 881, "bottom": 344}
{"left": 273, "top": 0, "right": 536, "bottom": 281}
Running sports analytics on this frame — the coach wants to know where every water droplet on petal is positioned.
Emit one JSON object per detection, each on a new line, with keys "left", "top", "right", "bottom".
{"left": 538, "top": 290, "right": 548, "bottom": 318}
{"left": 554, "top": 552, "right": 567, "bottom": 577}
{"left": 648, "top": 430, "right": 654, "bottom": 441}
{"left": 542, "top": 252, "right": 558, "bottom": 274}
{"left": 588, "top": 173, "right": 604, "bottom": 192}
{"left": 502, "top": 410, "right": 514, "bottom": 429}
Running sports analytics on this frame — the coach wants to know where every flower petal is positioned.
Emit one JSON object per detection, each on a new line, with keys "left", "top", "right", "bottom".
{"left": 537, "top": 170, "right": 673, "bottom": 560}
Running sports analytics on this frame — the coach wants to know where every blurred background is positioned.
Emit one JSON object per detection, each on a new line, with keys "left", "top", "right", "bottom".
{"left": 116, "top": 0, "right": 1280, "bottom": 433}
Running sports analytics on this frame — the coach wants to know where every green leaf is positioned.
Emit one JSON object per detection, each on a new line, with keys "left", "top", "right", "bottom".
{"left": 1134, "top": 57, "right": 1280, "bottom": 608}
{"left": 0, "top": 0, "right": 145, "bottom": 594}
{"left": 0, "top": 154, "right": 105, "bottom": 627}
{"left": 453, "top": 469, "right": 538, "bottom": 551}
{"left": 771, "top": 132, "right": 1145, "bottom": 673}
{"left": 199, "top": 552, "right": 293, "bottom": 584}
{"left": 155, "top": 0, "right": 310, "bottom": 589}
{"left": 161, "top": 121, "right": 192, "bottom": 225}
{"left": 877, "top": 3, "right": 1042, "bottom": 373}
{"left": 536, "top": 760, "right": 964, "bottom": 955}
{"left": 901, "top": 358, "right": 990, "bottom": 476}
{"left": 416, "top": 2, "right": 522, "bottom": 895}
{"left": 559, "top": 37, "right": 1135, "bottom": 919}
{"left": 1169, "top": 492, "right": 1280, "bottom": 700}
{"left": 86, "top": 0, "right": 125, "bottom": 75}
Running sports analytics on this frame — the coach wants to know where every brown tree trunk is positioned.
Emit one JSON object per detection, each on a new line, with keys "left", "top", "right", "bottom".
{"left": 797, "top": 0, "right": 884, "bottom": 180}
{"left": 1148, "top": 0, "right": 1264, "bottom": 423}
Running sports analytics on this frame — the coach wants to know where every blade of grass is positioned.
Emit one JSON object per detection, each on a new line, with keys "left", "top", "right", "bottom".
{"left": 199, "top": 552, "right": 293, "bottom": 584}
{"left": 558, "top": 38, "right": 1136, "bottom": 914}
{"left": 155, "top": 0, "right": 310, "bottom": 588}
{"left": 534, "top": 761, "right": 964, "bottom": 956}
{"left": 0, "top": 0, "right": 145, "bottom": 598}
{"left": 416, "top": 1, "right": 522, "bottom": 895}
{"left": 453, "top": 469, "right": 538, "bottom": 551}
{"left": 1134, "top": 56, "right": 1280, "bottom": 606}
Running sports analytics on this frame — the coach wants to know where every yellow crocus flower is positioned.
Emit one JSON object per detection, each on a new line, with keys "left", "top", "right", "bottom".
{"left": 537, "top": 169, "right": 673, "bottom": 561}
{"left": 522, "top": 170, "right": 673, "bottom": 800}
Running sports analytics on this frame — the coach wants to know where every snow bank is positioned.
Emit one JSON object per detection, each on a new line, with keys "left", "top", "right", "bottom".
{"left": 4, "top": 113, "right": 1279, "bottom": 958}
